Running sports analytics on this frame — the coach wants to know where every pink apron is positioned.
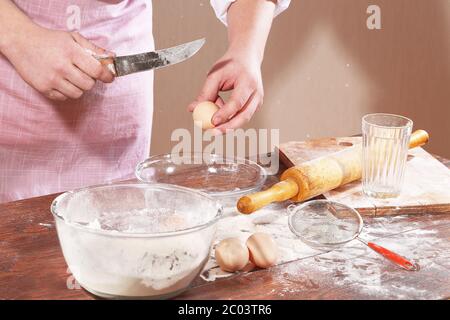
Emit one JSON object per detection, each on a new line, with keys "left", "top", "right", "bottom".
{"left": 0, "top": 0, "right": 154, "bottom": 203}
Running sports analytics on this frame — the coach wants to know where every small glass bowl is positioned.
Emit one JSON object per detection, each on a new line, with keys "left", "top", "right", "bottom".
{"left": 135, "top": 153, "right": 267, "bottom": 207}
{"left": 51, "top": 183, "right": 222, "bottom": 299}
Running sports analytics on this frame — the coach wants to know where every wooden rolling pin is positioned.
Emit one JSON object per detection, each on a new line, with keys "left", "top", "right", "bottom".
{"left": 237, "top": 130, "right": 429, "bottom": 214}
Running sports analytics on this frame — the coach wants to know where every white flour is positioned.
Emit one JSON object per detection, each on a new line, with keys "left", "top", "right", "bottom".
{"left": 201, "top": 207, "right": 448, "bottom": 299}
{"left": 201, "top": 204, "right": 320, "bottom": 281}
{"left": 58, "top": 208, "right": 213, "bottom": 298}
{"left": 59, "top": 198, "right": 447, "bottom": 299}
{"left": 273, "top": 227, "right": 446, "bottom": 299}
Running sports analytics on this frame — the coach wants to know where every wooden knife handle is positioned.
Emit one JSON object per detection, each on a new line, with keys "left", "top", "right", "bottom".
{"left": 98, "top": 57, "right": 114, "bottom": 67}
{"left": 237, "top": 129, "right": 430, "bottom": 214}
{"left": 98, "top": 57, "right": 117, "bottom": 76}
{"left": 237, "top": 179, "right": 298, "bottom": 214}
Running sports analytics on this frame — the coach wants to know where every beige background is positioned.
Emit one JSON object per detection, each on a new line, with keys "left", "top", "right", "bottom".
{"left": 152, "top": 0, "right": 450, "bottom": 158}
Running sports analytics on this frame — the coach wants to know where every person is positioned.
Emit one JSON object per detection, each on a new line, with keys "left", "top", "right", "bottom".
{"left": 0, "top": 0, "right": 290, "bottom": 203}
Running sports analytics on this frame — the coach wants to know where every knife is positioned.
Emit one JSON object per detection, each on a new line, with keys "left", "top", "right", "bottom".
{"left": 93, "top": 38, "right": 205, "bottom": 77}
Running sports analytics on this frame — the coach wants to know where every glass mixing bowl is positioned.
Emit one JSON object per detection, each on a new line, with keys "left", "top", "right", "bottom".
{"left": 51, "top": 183, "right": 222, "bottom": 299}
{"left": 135, "top": 153, "right": 267, "bottom": 208}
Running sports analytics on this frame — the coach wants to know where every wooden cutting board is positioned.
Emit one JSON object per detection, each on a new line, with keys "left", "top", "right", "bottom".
{"left": 278, "top": 136, "right": 450, "bottom": 216}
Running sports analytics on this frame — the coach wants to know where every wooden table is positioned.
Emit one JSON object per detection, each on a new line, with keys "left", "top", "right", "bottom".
{"left": 1, "top": 157, "right": 449, "bottom": 300}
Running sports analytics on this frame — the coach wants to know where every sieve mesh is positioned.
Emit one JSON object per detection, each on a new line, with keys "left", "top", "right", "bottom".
{"left": 288, "top": 200, "right": 363, "bottom": 250}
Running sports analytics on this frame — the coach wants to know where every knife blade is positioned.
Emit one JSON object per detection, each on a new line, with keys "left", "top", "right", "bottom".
{"left": 95, "top": 38, "right": 205, "bottom": 77}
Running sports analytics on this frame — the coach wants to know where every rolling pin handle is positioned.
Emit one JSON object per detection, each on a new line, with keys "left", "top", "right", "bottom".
{"left": 409, "top": 130, "right": 429, "bottom": 149}
{"left": 237, "top": 178, "right": 299, "bottom": 214}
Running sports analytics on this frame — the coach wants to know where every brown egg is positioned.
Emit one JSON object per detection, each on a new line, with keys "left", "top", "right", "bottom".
{"left": 246, "top": 232, "right": 278, "bottom": 269}
{"left": 215, "top": 238, "right": 249, "bottom": 272}
{"left": 192, "top": 101, "right": 219, "bottom": 130}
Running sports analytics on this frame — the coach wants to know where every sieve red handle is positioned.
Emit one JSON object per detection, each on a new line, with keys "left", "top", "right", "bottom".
{"left": 367, "top": 242, "right": 419, "bottom": 271}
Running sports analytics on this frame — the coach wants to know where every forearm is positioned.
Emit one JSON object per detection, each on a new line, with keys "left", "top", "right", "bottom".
{"left": 226, "top": 0, "right": 276, "bottom": 64}
{"left": 0, "top": 0, "right": 36, "bottom": 54}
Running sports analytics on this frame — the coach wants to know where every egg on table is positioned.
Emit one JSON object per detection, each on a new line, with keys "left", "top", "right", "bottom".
{"left": 246, "top": 232, "right": 278, "bottom": 269}
{"left": 192, "top": 101, "right": 220, "bottom": 130}
{"left": 215, "top": 238, "right": 249, "bottom": 272}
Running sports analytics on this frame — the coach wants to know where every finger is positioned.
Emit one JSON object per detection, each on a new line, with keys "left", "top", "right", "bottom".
{"left": 212, "top": 84, "right": 254, "bottom": 126}
{"left": 65, "top": 65, "right": 96, "bottom": 91}
{"left": 72, "top": 48, "right": 115, "bottom": 83}
{"left": 214, "top": 94, "right": 261, "bottom": 132}
{"left": 187, "top": 74, "right": 221, "bottom": 112}
{"left": 71, "top": 32, "right": 113, "bottom": 56}
{"left": 46, "top": 90, "right": 67, "bottom": 101}
{"left": 70, "top": 33, "right": 115, "bottom": 83}
{"left": 56, "top": 79, "right": 84, "bottom": 99}
{"left": 215, "top": 95, "right": 225, "bottom": 107}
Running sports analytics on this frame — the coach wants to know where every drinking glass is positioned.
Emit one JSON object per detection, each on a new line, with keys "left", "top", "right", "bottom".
{"left": 362, "top": 113, "right": 413, "bottom": 198}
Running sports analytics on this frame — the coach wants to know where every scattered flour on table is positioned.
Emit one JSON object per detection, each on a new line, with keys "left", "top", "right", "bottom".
{"left": 201, "top": 208, "right": 448, "bottom": 299}
{"left": 201, "top": 205, "right": 320, "bottom": 281}
{"left": 38, "top": 222, "right": 53, "bottom": 228}
{"left": 279, "top": 227, "right": 445, "bottom": 299}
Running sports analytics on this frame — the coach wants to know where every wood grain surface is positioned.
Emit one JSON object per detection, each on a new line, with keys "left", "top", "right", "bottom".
{"left": 0, "top": 157, "right": 449, "bottom": 300}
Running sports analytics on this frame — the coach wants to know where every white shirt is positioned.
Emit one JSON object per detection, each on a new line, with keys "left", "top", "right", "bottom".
{"left": 210, "top": 0, "right": 291, "bottom": 25}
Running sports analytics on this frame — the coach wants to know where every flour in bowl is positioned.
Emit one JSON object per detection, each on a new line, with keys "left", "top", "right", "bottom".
{"left": 57, "top": 208, "right": 214, "bottom": 298}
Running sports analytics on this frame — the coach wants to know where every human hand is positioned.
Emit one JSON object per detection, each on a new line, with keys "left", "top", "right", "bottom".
{"left": 188, "top": 49, "right": 264, "bottom": 134}
{"left": 2, "top": 25, "right": 114, "bottom": 101}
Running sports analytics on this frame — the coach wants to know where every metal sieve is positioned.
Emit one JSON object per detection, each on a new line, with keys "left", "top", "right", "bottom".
{"left": 288, "top": 200, "right": 419, "bottom": 271}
